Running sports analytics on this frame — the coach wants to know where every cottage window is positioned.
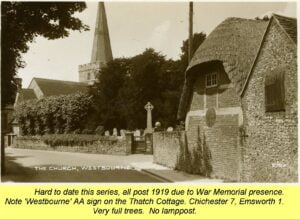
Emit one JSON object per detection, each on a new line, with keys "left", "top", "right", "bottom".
{"left": 206, "top": 73, "right": 217, "bottom": 88}
{"left": 87, "top": 72, "right": 91, "bottom": 80}
{"left": 265, "top": 68, "right": 285, "bottom": 112}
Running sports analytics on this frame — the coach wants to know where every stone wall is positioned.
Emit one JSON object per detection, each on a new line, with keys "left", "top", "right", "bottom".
{"left": 153, "top": 131, "right": 184, "bottom": 169}
{"left": 185, "top": 63, "right": 242, "bottom": 181}
{"left": 187, "top": 114, "right": 241, "bottom": 181}
{"left": 13, "top": 135, "right": 132, "bottom": 155}
{"left": 241, "top": 19, "right": 298, "bottom": 182}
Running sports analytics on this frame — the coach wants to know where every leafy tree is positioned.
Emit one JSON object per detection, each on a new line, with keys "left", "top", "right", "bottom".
{"left": 1, "top": 2, "right": 89, "bottom": 107}
{"left": 180, "top": 32, "right": 206, "bottom": 70}
{"left": 119, "top": 49, "right": 166, "bottom": 129}
{"left": 90, "top": 58, "right": 130, "bottom": 130}
{"left": 90, "top": 33, "right": 206, "bottom": 131}
{"left": 91, "top": 49, "right": 185, "bottom": 130}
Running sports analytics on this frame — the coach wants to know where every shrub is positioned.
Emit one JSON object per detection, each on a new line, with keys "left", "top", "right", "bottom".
{"left": 175, "top": 132, "right": 193, "bottom": 173}
{"left": 15, "top": 93, "right": 92, "bottom": 135}
{"left": 175, "top": 127, "right": 212, "bottom": 176}
{"left": 81, "top": 129, "right": 94, "bottom": 134}
{"left": 39, "top": 134, "right": 115, "bottom": 147}
{"left": 73, "top": 129, "right": 81, "bottom": 134}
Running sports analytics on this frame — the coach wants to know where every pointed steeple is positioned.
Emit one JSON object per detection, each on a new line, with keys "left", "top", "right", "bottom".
{"left": 78, "top": 2, "right": 113, "bottom": 85}
{"left": 91, "top": 2, "right": 113, "bottom": 63}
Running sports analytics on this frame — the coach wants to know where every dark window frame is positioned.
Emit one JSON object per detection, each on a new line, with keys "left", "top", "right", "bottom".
{"left": 206, "top": 72, "right": 218, "bottom": 88}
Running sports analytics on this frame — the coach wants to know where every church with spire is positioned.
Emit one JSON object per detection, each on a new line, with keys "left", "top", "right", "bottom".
{"left": 14, "top": 2, "right": 113, "bottom": 107}
{"left": 79, "top": 2, "right": 113, "bottom": 85}
{"left": 10, "top": 2, "right": 112, "bottom": 137}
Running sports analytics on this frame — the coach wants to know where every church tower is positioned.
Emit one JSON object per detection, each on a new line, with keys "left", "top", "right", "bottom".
{"left": 79, "top": 2, "right": 113, "bottom": 84}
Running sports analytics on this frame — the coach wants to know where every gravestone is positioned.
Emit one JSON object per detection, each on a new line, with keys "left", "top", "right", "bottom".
{"left": 113, "top": 128, "right": 118, "bottom": 136}
{"left": 120, "top": 129, "right": 126, "bottom": 137}
{"left": 104, "top": 130, "right": 110, "bottom": 136}
{"left": 134, "top": 130, "right": 141, "bottom": 136}
{"left": 134, "top": 130, "right": 141, "bottom": 141}
{"left": 167, "top": 127, "right": 174, "bottom": 132}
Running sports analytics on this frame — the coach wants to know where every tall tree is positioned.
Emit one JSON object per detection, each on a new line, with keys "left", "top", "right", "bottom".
{"left": 91, "top": 49, "right": 185, "bottom": 130}
{"left": 180, "top": 32, "right": 206, "bottom": 70}
{"left": 1, "top": 2, "right": 89, "bottom": 107}
{"left": 90, "top": 31, "right": 207, "bottom": 131}
{"left": 90, "top": 58, "right": 130, "bottom": 130}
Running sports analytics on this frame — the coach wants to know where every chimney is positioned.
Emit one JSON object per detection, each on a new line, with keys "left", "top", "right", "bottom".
{"left": 15, "top": 78, "right": 22, "bottom": 91}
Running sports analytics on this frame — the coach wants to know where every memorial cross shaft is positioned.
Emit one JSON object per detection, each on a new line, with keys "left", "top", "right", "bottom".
{"left": 144, "top": 102, "right": 154, "bottom": 133}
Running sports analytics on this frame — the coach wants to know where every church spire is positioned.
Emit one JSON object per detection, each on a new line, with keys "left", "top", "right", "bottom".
{"left": 78, "top": 2, "right": 113, "bottom": 85}
{"left": 91, "top": 2, "right": 113, "bottom": 63}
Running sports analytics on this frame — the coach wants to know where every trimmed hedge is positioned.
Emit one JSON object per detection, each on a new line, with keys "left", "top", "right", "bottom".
{"left": 17, "top": 134, "right": 118, "bottom": 147}
{"left": 15, "top": 93, "right": 92, "bottom": 135}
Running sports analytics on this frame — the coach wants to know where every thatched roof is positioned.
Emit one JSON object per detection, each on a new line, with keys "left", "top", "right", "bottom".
{"left": 177, "top": 17, "right": 268, "bottom": 120}
{"left": 177, "top": 14, "right": 297, "bottom": 120}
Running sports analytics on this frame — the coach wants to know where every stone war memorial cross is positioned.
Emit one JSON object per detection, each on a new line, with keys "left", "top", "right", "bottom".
{"left": 144, "top": 101, "right": 154, "bottom": 134}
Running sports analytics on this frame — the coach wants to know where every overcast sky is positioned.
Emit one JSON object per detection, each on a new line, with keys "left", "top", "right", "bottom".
{"left": 18, "top": 1, "right": 297, "bottom": 87}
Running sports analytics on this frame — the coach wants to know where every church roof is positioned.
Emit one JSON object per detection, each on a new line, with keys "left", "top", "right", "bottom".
{"left": 177, "top": 14, "right": 296, "bottom": 120}
{"left": 32, "top": 77, "right": 89, "bottom": 97}
{"left": 18, "top": 88, "right": 37, "bottom": 101}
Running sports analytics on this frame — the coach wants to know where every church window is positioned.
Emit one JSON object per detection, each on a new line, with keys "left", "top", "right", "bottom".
{"left": 265, "top": 68, "right": 285, "bottom": 112}
{"left": 206, "top": 73, "right": 217, "bottom": 88}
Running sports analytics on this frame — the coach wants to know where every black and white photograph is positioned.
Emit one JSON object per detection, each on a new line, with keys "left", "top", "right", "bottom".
{"left": 1, "top": 1, "right": 297, "bottom": 183}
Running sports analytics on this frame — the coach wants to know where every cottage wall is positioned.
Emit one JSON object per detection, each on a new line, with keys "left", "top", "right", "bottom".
{"left": 186, "top": 65, "right": 242, "bottom": 181}
{"left": 241, "top": 20, "right": 297, "bottom": 182}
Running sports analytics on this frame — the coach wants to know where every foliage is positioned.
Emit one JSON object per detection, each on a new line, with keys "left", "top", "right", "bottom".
{"left": 118, "top": 49, "right": 182, "bottom": 129}
{"left": 180, "top": 32, "right": 206, "bottom": 69}
{"left": 175, "top": 132, "right": 193, "bottom": 173}
{"left": 14, "top": 93, "right": 92, "bottom": 135}
{"left": 175, "top": 128, "right": 212, "bottom": 176}
{"left": 91, "top": 49, "right": 185, "bottom": 130}
{"left": 41, "top": 134, "right": 103, "bottom": 147}
{"left": 1, "top": 2, "right": 89, "bottom": 107}
{"left": 90, "top": 33, "right": 206, "bottom": 130}
{"left": 17, "top": 134, "right": 117, "bottom": 147}
{"left": 89, "top": 58, "right": 130, "bottom": 130}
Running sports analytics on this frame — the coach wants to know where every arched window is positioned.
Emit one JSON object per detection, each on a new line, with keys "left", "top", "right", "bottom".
{"left": 265, "top": 67, "right": 285, "bottom": 112}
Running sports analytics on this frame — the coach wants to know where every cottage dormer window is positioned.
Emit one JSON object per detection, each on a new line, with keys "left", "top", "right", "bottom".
{"left": 265, "top": 68, "right": 285, "bottom": 112}
{"left": 206, "top": 72, "right": 217, "bottom": 88}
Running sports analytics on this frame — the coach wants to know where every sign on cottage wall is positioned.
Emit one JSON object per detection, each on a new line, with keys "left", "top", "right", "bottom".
{"left": 206, "top": 108, "right": 216, "bottom": 127}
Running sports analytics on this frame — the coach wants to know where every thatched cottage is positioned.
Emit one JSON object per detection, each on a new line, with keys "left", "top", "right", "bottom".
{"left": 177, "top": 14, "right": 297, "bottom": 182}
